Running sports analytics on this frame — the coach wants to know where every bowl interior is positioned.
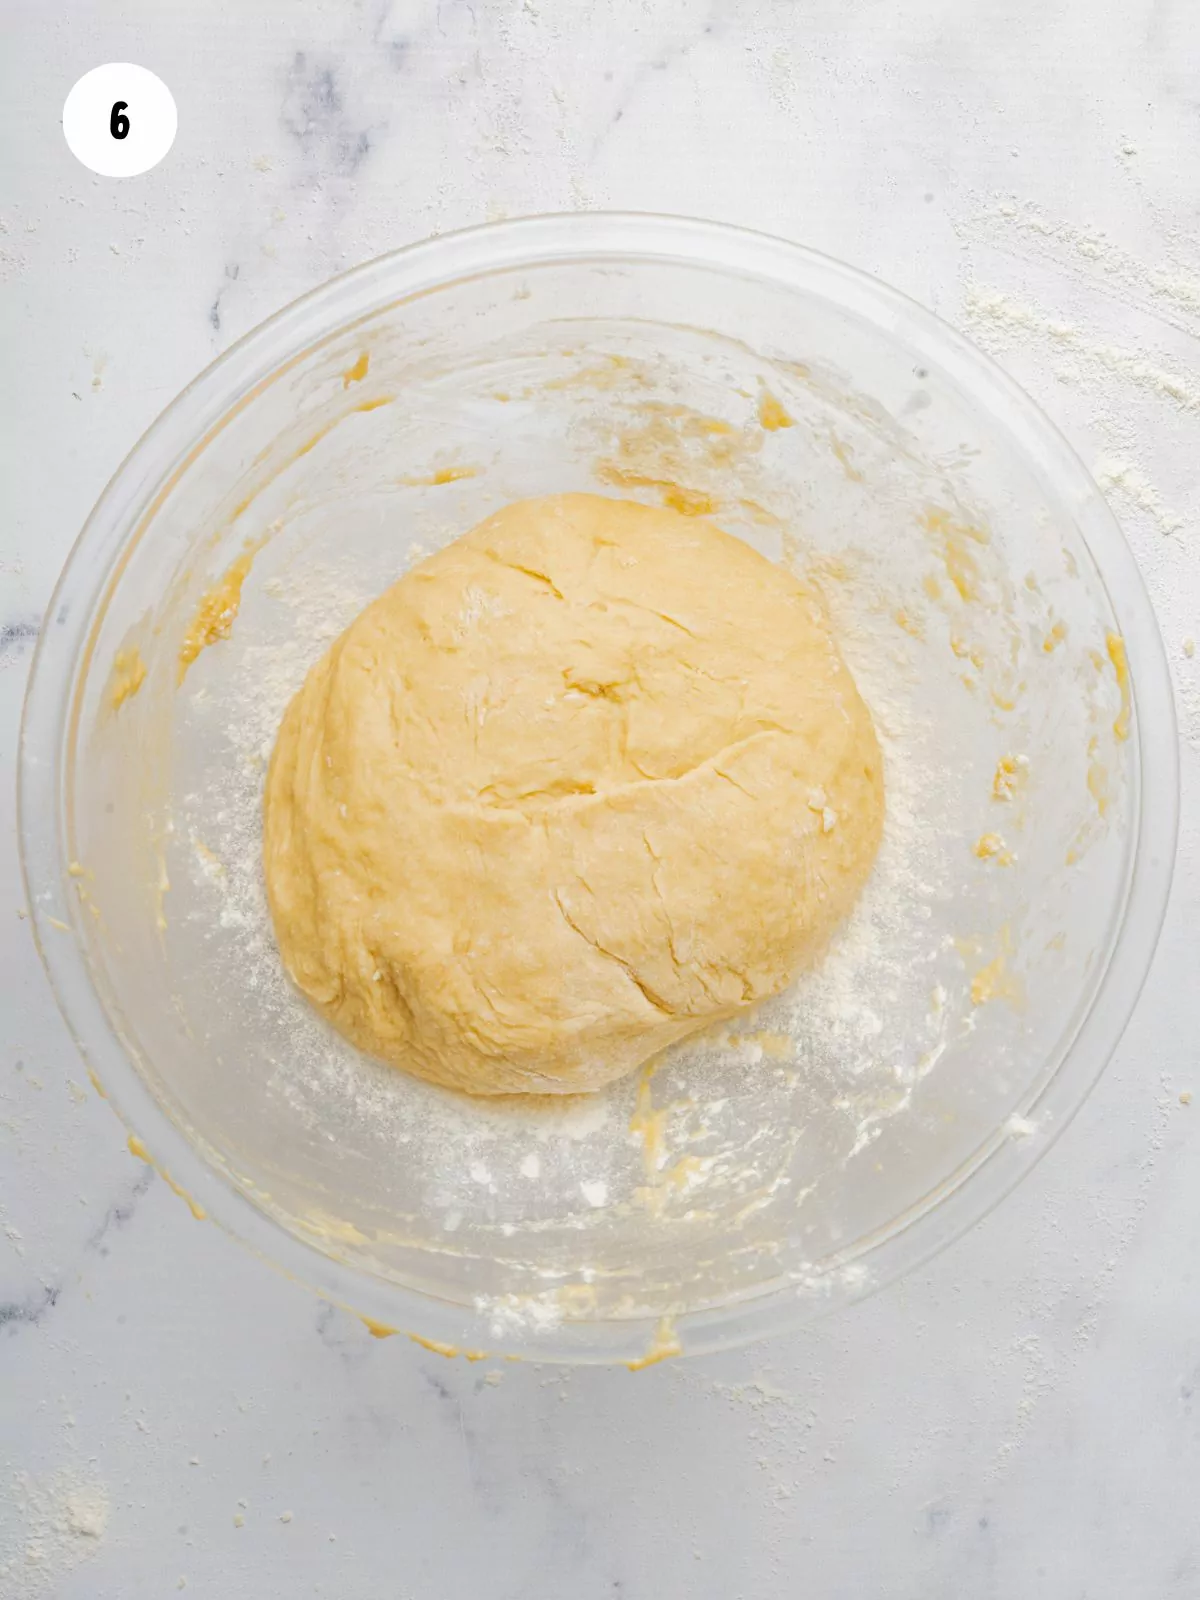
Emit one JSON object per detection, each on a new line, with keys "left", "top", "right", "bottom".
{"left": 37, "top": 230, "right": 1142, "bottom": 1354}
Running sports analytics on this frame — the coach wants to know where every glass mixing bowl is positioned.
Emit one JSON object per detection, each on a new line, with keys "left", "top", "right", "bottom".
{"left": 19, "top": 214, "right": 1177, "bottom": 1364}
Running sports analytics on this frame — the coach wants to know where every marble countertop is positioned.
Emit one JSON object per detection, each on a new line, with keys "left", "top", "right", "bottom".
{"left": 3, "top": 1, "right": 1199, "bottom": 1594}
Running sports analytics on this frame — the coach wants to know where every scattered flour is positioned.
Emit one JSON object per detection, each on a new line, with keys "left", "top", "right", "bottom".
{"left": 1006, "top": 1115, "right": 1039, "bottom": 1140}
{"left": 1094, "top": 456, "right": 1183, "bottom": 537}
{"left": 963, "top": 286, "right": 1200, "bottom": 417}
{"left": 959, "top": 198, "right": 1200, "bottom": 343}
{"left": 0, "top": 1469, "right": 109, "bottom": 1597}
{"left": 475, "top": 1290, "right": 565, "bottom": 1340}
{"left": 955, "top": 192, "right": 1194, "bottom": 751}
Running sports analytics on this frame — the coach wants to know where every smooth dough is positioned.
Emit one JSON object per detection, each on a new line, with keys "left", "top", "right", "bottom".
{"left": 263, "top": 494, "right": 884, "bottom": 1095}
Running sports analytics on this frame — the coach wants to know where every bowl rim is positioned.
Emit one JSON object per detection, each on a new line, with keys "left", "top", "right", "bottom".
{"left": 18, "top": 210, "right": 1180, "bottom": 1364}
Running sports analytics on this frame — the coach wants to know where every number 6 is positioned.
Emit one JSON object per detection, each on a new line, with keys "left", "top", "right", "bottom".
{"left": 110, "top": 101, "right": 130, "bottom": 140}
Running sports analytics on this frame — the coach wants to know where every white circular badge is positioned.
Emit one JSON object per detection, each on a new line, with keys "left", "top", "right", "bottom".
{"left": 63, "top": 64, "right": 177, "bottom": 177}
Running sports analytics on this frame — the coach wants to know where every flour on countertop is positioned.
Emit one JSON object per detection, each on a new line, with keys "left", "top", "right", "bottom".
{"left": 963, "top": 286, "right": 1200, "bottom": 417}
{"left": 959, "top": 197, "right": 1200, "bottom": 338}
{"left": 954, "top": 189, "right": 1197, "bottom": 767}
{"left": 1093, "top": 456, "right": 1183, "bottom": 537}
{"left": 0, "top": 1469, "right": 109, "bottom": 1598}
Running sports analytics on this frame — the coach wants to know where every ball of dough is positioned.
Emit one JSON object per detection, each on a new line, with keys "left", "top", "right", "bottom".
{"left": 264, "top": 494, "right": 884, "bottom": 1095}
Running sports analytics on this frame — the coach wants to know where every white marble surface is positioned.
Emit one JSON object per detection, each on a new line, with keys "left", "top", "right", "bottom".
{"left": 3, "top": 1, "right": 1200, "bottom": 1594}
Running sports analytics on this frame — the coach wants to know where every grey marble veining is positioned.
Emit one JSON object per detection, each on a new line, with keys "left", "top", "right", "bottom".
{"left": 2, "top": 0, "right": 1199, "bottom": 1594}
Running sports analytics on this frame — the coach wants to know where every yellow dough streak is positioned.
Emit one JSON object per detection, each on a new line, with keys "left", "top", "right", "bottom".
{"left": 263, "top": 495, "right": 885, "bottom": 1096}
{"left": 1106, "top": 631, "right": 1131, "bottom": 741}
{"left": 178, "top": 545, "right": 261, "bottom": 682}
{"left": 110, "top": 646, "right": 147, "bottom": 710}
